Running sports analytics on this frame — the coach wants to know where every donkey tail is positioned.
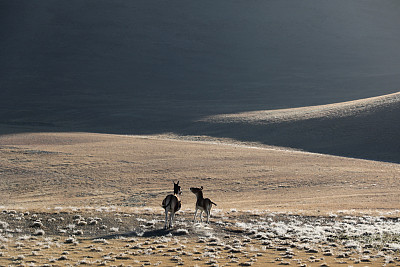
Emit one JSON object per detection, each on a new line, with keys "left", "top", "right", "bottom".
{"left": 162, "top": 195, "right": 172, "bottom": 209}
{"left": 211, "top": 201, "right": 217, "bottom": 206}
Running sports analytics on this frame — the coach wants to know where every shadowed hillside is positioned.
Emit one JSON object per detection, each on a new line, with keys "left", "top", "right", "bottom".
{"left": 1, "top": 0, "right": 400, "bottom": 161}
{"left": 192, "top": 93, "right": 400, "bottom": 162}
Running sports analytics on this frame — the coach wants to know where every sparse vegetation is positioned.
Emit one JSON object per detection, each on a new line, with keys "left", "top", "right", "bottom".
{"left": 0, "top": 133, "right": 399, "bottom": 265}
{"left": 0, "top": 207, "right": 397, "bottom": 266}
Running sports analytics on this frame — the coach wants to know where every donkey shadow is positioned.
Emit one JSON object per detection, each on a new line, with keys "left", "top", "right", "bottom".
{"left": 93, "top": 228, "right": 185, "bottom": 240}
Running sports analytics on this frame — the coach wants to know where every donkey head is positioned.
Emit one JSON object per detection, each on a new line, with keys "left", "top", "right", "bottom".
{"left": 174, "top": 181, "right": 182, "bottom": 195}
{"left": 190, "top": 186, "right": 203, "bottom": 196}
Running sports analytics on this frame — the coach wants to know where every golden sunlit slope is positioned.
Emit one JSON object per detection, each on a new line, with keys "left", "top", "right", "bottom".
{"left": 0, "top": 132, "right": 399, "bottom": 213}
{"left": 202, "top": 92, "right": 400, "bottom": 124}
{"left": 192, "top": 92, "right": 400, "bottom": 162}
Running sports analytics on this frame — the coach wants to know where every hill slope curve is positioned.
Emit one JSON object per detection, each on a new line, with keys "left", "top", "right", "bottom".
{"left": 192, "top": 92, "right": 400, "bottom": 162}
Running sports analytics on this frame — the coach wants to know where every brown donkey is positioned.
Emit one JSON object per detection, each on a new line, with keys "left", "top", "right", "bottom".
{"left": 190, "top": 186, "right": 217, "bottom": 224}
{"left": 162, "top": 181, "right": 182, "bottom": 229}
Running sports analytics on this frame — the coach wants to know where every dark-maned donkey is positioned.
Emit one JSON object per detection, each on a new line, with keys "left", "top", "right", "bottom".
{"left": 190, "top": 186, "right": 217, "bottom": 224}
{"left": 162, "top": 181, "right": 182, "bottom": 229}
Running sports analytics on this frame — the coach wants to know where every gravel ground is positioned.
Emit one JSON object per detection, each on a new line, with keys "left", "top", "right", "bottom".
{"left": 1, "top": 207, "right": 399, "bottom": 266}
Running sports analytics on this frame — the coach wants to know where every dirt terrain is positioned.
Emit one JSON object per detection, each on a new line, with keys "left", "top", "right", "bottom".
{"left": 0, "top": 132, "right": 399, "bottom": 266}
{"left": 1, "top": 132, "right": 399, "bottom": 212}
{"left": 0, "top": 207, "right": 399, "bottom": 266}
{"left": 2, "top": 1, "right": 400, "bottom": 265}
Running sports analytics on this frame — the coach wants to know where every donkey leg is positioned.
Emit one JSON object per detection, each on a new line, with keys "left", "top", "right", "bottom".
{"left": 206, "top": 210, "right": 210, "bottom": 224}
{"left": 169, "top": 212, "right": 174, "bottom": 228}
{"left": 193, "top": 208, "right": 198, "bottom": 223}
{"left": 200, "top": 211, "right": 203, "bottom": 223}
{"left": 164, "top": 210, "right": 169, "bottom": 229}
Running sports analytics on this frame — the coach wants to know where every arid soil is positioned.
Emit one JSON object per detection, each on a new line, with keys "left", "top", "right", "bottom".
{"left": 0, "top": 132, "right": 399, "bottom": 266}
{"left": 0, "top": 132, "right": 399, "bottom": 212}
{"left": 2, "top": 2, "right": 400, "bottom": 264}
{"left": 0, "top": 207, "right": 400, "bottom": 266}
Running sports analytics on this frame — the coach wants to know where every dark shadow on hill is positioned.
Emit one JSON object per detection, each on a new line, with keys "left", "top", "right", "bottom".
{"left": 2, "top": 98, "right": 399, "bottom": 163}
{"left": 179, "top": 101, "right": 400, "bottom": 163}
{"left": 1, "top": 0, "right": 400, "bottom": 163}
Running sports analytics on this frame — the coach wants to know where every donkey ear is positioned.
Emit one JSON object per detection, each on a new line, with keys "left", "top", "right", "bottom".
{"left": 200, "top": 186, "right": 203, "bottom": 190}
{"left": 177, "top": 181, "right": 179, "bottom": 185}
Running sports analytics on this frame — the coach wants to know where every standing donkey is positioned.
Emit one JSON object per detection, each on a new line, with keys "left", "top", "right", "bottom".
{"left": 190, "top": 186, "right": 217, "bottom": 224}
{"left": 162, "top": 181, "right": 182, "bottom": 229}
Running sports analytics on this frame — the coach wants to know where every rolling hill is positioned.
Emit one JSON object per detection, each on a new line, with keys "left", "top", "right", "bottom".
{"left": 1, "top": 3, "right": 400, "bottom": 264}
{"left": 1, "top": 0, "right": 400, "bottom": 162}
{"left": 192, "top": 92, "right": 400, "bottom": 162}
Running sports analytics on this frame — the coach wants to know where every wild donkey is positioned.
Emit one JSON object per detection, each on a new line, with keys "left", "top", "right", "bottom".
{"left": 162, "top": 181, "right": 182, "bottom": 229}
{"left": 190, "top": 186, "right": 217, "bottom": 224}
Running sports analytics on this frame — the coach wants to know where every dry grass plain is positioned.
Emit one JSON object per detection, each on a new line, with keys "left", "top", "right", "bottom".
{"left": 0, "top": 132, "right": 399, "bottom": 212}
{"left": 0, "top": 132, "right": 399, "bottom": 266}
{"left": 2, "top": 2, "right": 400, "bottom": 264}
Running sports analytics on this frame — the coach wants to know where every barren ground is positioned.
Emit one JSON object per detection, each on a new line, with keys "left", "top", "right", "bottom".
{"left": 2, "top": 2, "right": 400, "bottom": 265}
{"left": 0, "top": 132, "right": 399, "bottom": 266}
{"left": 1, "top": 132, "right": 399, "bottom": 212}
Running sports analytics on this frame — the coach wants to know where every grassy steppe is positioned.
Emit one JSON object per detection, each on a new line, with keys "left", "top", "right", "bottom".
{"left": 0, "top": 133, "right": 399, "bottom": 266}
{"left": 1, "top": 132, "right": 399, "bottom": 212}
